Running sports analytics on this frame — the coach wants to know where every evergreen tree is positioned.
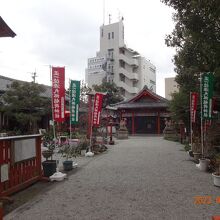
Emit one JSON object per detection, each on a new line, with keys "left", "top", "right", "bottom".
{"left": 2, "top": 81, "right": 51, "bottom": 134}
{"left": 92, "top": 82, "right": 123, "bottom": 106}
{"left": 162, "top": 0, "right": 220, "bottom": 124}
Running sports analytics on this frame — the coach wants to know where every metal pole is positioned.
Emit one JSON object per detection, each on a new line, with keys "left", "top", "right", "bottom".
{"left": 50, "top": 65, "right": 56, "bottom": 140}
{"left": 200, "top": 73, "right": 204, "bottom": 157}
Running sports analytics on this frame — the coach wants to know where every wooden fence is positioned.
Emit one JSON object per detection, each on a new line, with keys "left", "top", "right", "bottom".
{"left": 0, "top": 134, "right": 42, "bottom": 197}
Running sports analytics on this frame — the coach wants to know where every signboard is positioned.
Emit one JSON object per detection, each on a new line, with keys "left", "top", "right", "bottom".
{"left": 52, "top": 67, "right": 65, "bottom": 122}
{"left": 190, "top": 92, "right": 198, "bottom": 123}
{"left": 1, "top": 164, "right": 9, "bottom": 182}
{"left": 70, "top": 80, "right": 80, "bottom": 124}
{"left": 92, "top": 93, "right": 104, "bottom": 127}
{"left": 201, "top": 72, "right": 213, "bottom": 119}
{"left": 122, "top": 112, "right": 158, "bottom": 117}
{"left": 13, "top": 139, "right": 36, "bottom": 162}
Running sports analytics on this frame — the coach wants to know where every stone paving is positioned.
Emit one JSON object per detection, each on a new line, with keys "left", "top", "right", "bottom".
{"left": 5, "top": 136, "right": 220, "bottom": 220}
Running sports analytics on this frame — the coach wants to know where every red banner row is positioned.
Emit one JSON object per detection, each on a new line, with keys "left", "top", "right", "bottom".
{"left": 52, "top": 66, "right": 104, "bottom": 126}
{"left": 52, "top": 67, "right": 65, "bottom": 122}
{"left": 190, "top": 92, "right": 198, "bottom": 123}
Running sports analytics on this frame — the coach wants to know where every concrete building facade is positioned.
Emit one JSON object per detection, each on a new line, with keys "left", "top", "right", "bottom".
{"left": 85, "top": 19, "right": 156, "bottom": 99}
{"left": 165, "top": 77, "right": 179, "bottom": 100}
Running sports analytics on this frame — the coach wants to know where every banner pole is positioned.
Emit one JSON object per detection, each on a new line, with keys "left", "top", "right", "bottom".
{"left": 89, "top": 94, "right": 94, "bottom": 152}
{"left": 200, "top": 73, "right": 204, "bottom": 157}
{"left": 190, "top": 92, "right": 193, "bottom": 148}
{"left": 50, "top": 65, "right": 56, "bottom": 140}
{"left": 69, "top": 79, "right": 72, "bottom": 140}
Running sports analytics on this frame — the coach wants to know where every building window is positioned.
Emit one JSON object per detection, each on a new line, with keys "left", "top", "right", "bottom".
{"left": 101, "top": 29, "right": 103, "bottom": 37}
{"left": 120, "top": 74, "right": 125, "bottom": 82}
{"left": 112, "top": 32, "right": 114, "bottom": 39}
{"left": 119, "top": 48, "right": 125, "bottom": 54}
{"left": 108, "top": 33, "right": 111, "bottom": 39}
{"left": 120, "top": 60, "right": 125, "bottom": 68}
{"left": 108, "top": 49, "right": 114, "bottom": 59}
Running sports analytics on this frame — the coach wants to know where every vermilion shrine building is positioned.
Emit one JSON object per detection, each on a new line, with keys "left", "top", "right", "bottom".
{"left": 110, "top": 86, "right": 170, "bottom": 135}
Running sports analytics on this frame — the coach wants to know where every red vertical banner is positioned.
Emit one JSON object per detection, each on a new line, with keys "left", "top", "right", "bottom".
{"left": 52, "top": 67, "right": 65, "bottom": 122}
{"left": 190, "top": 92, "right": 198, "bottom": 123}
{"left": 92, "top": 93, "right": 104, "bottom": 127}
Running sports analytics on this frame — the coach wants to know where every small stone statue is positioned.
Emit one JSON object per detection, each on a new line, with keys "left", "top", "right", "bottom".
{"left": 119, "top": 118, "right": 127, "bottom": 131}
{"left": 117, "top": 118, "right": 128, "bottom": 139}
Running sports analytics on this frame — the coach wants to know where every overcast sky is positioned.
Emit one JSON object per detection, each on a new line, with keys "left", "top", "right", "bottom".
{"left": 0, "top": 0, "right": 176, "bottom": 97}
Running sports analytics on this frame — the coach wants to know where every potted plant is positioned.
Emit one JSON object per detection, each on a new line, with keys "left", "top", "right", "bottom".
{"left": 42, "top": 139, "right": 57, "bottom": 177}
{"left": 60, "top": 141, "right": 77, "bottom": 171}
{"left": 78, "top": 137, "right": 89, "bottom": 156}
{"left": 212, "top": 153, "right": 220, "bottom": 187}
{"left": 198, "top": 157, "right": 210, "bottom": 171}
{"left": 192, "top": 136, "right": 202, "bottom": 160}
{"left": 184, "top": 143, "right": 193, "bottom": 156}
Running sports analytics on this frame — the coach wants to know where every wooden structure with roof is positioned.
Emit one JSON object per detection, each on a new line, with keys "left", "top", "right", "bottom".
{"left": 111, "top": 86, "right": 170, "bottom": 135}
{"left": 0, "top": 16, "right": 16, "bottom": 38}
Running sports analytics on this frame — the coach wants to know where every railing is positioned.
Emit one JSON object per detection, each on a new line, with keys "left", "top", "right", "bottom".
{"left": 0, "top": 134, "right": 42, "bottom": 197}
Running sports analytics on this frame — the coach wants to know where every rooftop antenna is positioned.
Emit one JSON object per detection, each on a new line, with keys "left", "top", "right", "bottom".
{"left": 109, "top": 14, "right": 111, "bottom": 24}
{"left": 31, "top": 69, "right": 37, "bottom": 83}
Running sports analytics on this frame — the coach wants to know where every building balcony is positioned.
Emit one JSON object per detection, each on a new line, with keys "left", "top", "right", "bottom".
{"left": 119, "top": 54, "right": 139, "bottom": 67}
{"left": 119, "top": 68, "right": 139, "bottom": 81}
{"left": 131, "top": 58, "right": 138, "bottom": 67}
{"left": 117, "top": 81, "right": 139, "bottom": 94}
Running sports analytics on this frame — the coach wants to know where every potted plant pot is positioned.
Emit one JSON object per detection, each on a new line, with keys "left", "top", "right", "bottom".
{"left": 188, "top": 150, "right": 194, "bottom": 158}
{"left": 212, "top": 155, "right": 220, "bottom": 187}
{"left": 198, "top": 158, "right": 210, "bottom": 171}
{"left": 42, "top": 160, "right": 57, "bottom": 177}
{"left": 193, "top": 152, "right": 202, "bottom": 160}
{"left": 81, "top": 149, "right": 86, "bottom": 156}
{"left": 212, "top": 172, "right": 220, "bottom": 187}
{"left": 63, "top": 160, "right": 73, "bottom": 171}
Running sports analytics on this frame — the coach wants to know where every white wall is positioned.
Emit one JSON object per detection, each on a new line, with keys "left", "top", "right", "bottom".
{"left": 165, "top": 77, "right": 179, "bottom": 100}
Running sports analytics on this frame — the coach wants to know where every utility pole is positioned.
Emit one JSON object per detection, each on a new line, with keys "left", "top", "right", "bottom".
{"left": 31, "top": 69, "right": 37, "bottom": 83}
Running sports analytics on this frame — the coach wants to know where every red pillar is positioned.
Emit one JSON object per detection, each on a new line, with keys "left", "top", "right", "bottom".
{"left": 132, "top": 112, "right": 135, "bottom": 135}
{"left": 0, "top": 204, "right": 2, "bottom": 220}
{"left": 36, "top": 136, "right": 42, "bottom": 178}
{"left": 157, "top": 112, "right": 160, "bottom": 134}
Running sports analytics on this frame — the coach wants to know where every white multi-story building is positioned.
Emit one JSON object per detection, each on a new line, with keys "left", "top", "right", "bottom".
{"left": 165, "top": 77, "right": 179, "bottom": 100}
{"left": 85, "top": 19, "right": 156, "bottom": 99}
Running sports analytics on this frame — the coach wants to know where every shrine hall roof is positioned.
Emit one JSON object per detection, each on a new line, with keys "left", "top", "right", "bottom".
{"left": 0, "top": 17, "right": 16, "bottom": 38}
{"left": 110, "top": 86, "right": 168, "bottom": 110}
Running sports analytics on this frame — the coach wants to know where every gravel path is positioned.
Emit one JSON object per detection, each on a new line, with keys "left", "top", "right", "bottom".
{"left": 5, "top": 136, "right": 220, "bottom": 220}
